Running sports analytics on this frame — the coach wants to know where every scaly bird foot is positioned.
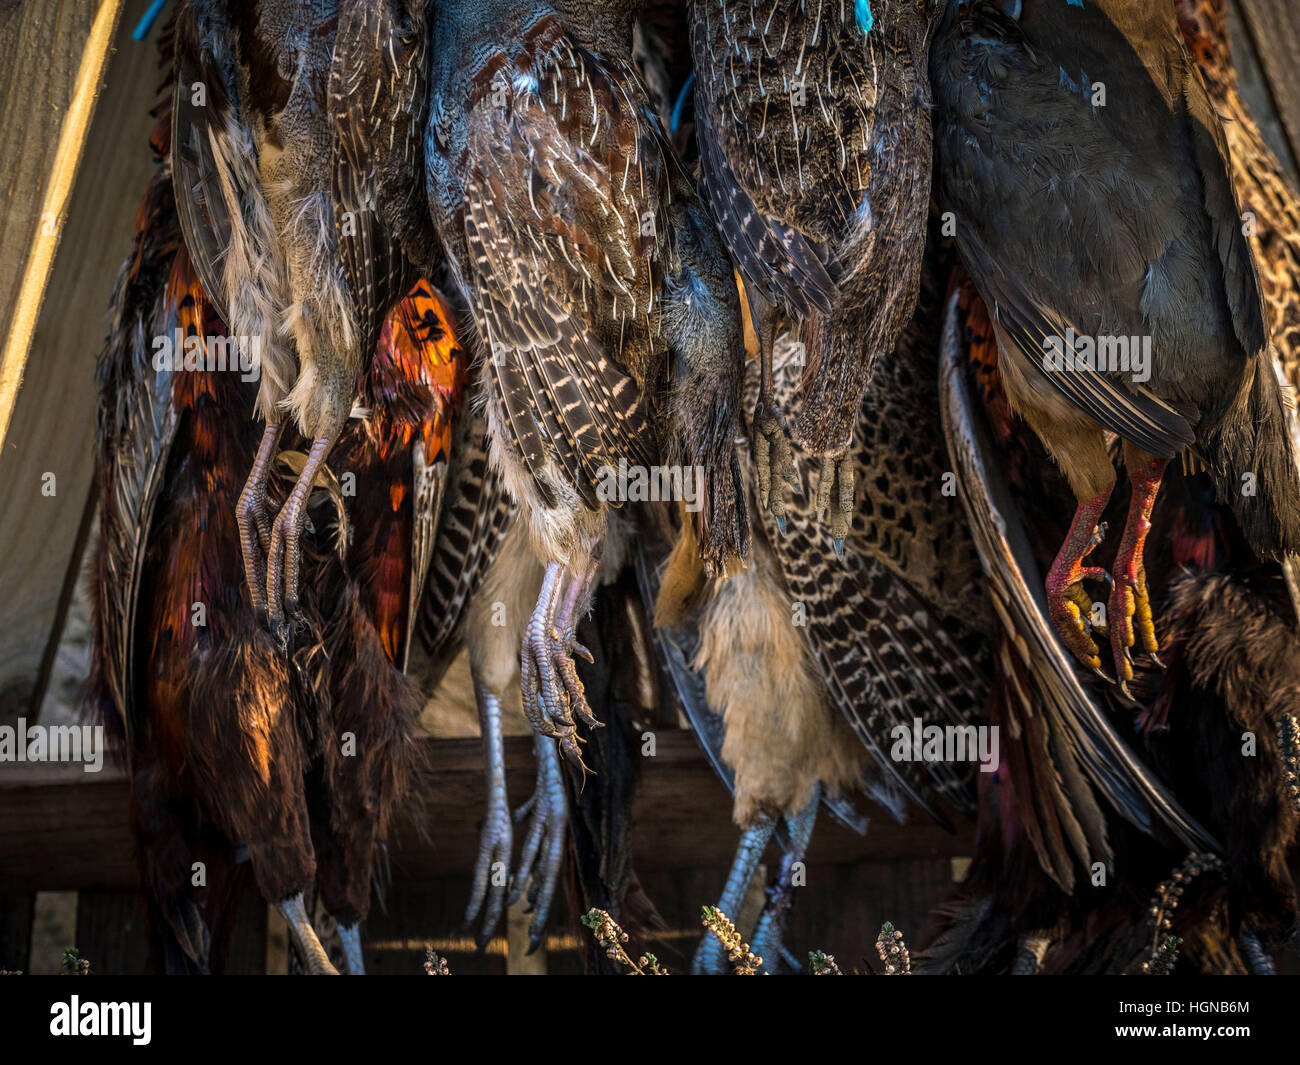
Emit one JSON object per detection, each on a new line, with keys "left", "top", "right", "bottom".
{"left": 466, "top": 684, "right": 512, "bottom": 950}
{"left": 1106, "top": 452, "right": 1167, "bottom": 691}
{"left": 276, "top": 893, "right": 338, "bottom": 976}
{"left": 752, "top": 399, "right": 797, "bottom": 532}
{"left": 336, "top": 923, "right": 365, "bottom": 976}
{"left": 1045, "top": 489, "right": 1116, "bottom": 681}
{"left": 814, "top": 452, "right": 855, "bottom": 553}
{"left": 520, "top": 565, "right": 600, "bottom": 772}
{"left": 692, "top": 816, "right": 776, "bottom": 975}
{"left": 1108, "top": 562, "right": 1160, "bottom": 691}
{"left": 236, "top": 422, "right": 283, "bottom": 622}
{"left": 1046, "top": 566, "right": 1114, "bottom": 679}
{"left": 510, "top": 733, "right": 569, "bottom": 954}
{"left": 265, "top": 498, "right": 309, "bottom": 651}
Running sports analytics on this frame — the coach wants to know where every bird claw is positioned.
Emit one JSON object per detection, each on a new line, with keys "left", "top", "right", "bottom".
{"left": 1107, "top": 563, "right": 1159, "bottom": 686}
{"left": 752, "top": 399, "right": 797, "bottom": 530}
{"left": 814, "top": 452, "right": 855, "bottom": 546}
{"left": 520, "top": 610, "right": 599, "bottom": 775}
{"left": 510, "top": 734, "right": 568, "bottom": 952}
{"left": 1047, "top": 569, "right": 1112, "bottom": 675}
{"left": 464, "top": 801, "right": 511, "bottom": 951}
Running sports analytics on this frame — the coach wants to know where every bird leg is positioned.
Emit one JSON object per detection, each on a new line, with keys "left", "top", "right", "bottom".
{"left": 692, "top": 814, "right": 776, "bottom": 974}
{"left": 465, "top": 678, "right": 512, "bottom": 950}
{"left": 552, "top": 561, "right": 599, "bottom": 728}
{"left": 336, "top": 923, "right": 364, "bottom": 975}
{"left": 1045, "top": 485, "right": 1115, "bottom": 677}
{"left": 265, "top": 410, "right": 349, "bottom": 645}
{"left": 509, "top": 732, "right": 569, "bottom": 954}
{"left": 520, "top": 561, "right": 599, "bottom": 771}
{"left": 1237, "top": 929, "right": 1277, "bottom": 974}
{"left": 815, "top": 452, "right": 856, "bottom": 554}
{"left": 751, "top": 786, "right": 819, "bottom": 974}
{"left": 1011, "top": 930, "right": 1054, "bottom": 974}
{"left": 1108, "top": 448, "right": 1167, "bottom": 689}
{"left": 748, "top": 288, "right": 796, "bottom": 532}
{"left": 276, "top": 893, "right": 338, "bottom": 975}
{"left": 236, "top": 421, "right": 284, "bottom": 621}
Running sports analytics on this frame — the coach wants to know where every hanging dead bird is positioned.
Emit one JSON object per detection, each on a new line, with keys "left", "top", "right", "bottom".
{"left": 172, "top": 0, "right": 423, "bottom": 642}
{"left": 412, "top": 424, "right": 565, "bottom": 952}
{"left": 932, "top": 0, "right": 1300, "bottom": 950}
{"left": 92, "top": 60, "right": 465, "bottom": 972}
{"left": 929, "top": 274, "right": 1298, "bottom": 972}
{"left": 645, "top": 259, "right": 995, "bottom": 973}
{"left": 686, "top": 0, "right": 945, "bottom": 541}
{"left": 931, "top": 0, "right": 1300, "bottom": 692}
{"left": 426, "top": 0, "right": 750, "bottom": 769}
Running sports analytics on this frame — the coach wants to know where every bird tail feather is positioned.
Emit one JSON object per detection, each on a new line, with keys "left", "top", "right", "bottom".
{"left": 1204, "top": 353, "right": 1300, "bottom": 559}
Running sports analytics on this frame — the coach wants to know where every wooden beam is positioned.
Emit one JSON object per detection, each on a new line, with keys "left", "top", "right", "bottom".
{"left": 0, "top": 732, "right": 974, "bottom": 894}
{"left": 0, "top": 0, "right": 161, "bottom": 717}
{"left": 0, "top": 0, "right": 127, "bottom": 449}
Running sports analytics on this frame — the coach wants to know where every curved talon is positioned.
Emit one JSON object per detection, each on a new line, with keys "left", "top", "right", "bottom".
{"left": 1049, "top": 580, "right": 1106, "bottom": 672}
{"left": 814, "top": 453, "right": 855, "bottom": 545}
{"left": 1046, "top": 489, "right": 1115, "bottom": 676}
{"left": 509, "top": 734, "right": 569, "bottom": 951}
{"left": 520, "top": 563, "right": 601, "bottom": 774}
{"left": 263, "top": 418, "right": 347, "bottom": 651}
{"left": 236, "top": 422, "right": 283, "bottom": 620}
{"left": 753, "top": 400, "right": 797, "bottom": 528}
{"left": 519, "top": 562, "right": 601, "bottom": 751}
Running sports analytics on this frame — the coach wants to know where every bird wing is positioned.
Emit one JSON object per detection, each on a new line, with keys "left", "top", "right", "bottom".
{"left": 939, "top": 285, "right": 1220, "bottom": 885}
{"left": 416, "top": 401, "right": 517, "bottom": 672}
{"left": 692, "top": 100, "right": 836, "bottom": 317}
{"left": 93, "top": 163, "right": 190, "bottom": 753}
{"left": 686, "top": 0, "right": 873, "bottom": 312}
{"left": 170, "top": 4, "right": 238, "bottom": 327}
{"left": 932, "top": 4, "right": 1206, "bottom": 458}
{"left": 1180, "top": 61, "right": 1269, "bottom": 361}
{"left": 958, "top": 232, "right": 1196, "bottom": 459}
{"left": 461, "top": 33, "right": 656, "bottom": 509}
{"left": 752, "top": 314, "right": 988, "bottom": 824}
{"left": 329, "top": 0, "right": 425, "bottom": 360}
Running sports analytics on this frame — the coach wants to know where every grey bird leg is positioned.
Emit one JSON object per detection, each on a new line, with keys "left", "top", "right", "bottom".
{"left": 236, "top": 420, "right": 284, "bottom": 621}
{"left": 1238, "top": 930, "right": 1276, "bottom": 974}
{"left": 276, "top": 893, "right": 339, "bottom": 975}
{"left": 336, "top": 923, "right": 365, "bottom": 975}
{"left": 747, "top": 286, "right": 795, "bottom": 533}
{"left": 509, "top": 731, "right": 568, "bottom": 954}
{"left": 520, "top": 562, "right": 598, "bottom": 771}
{"left": 465, "top": 677, "right": 512, "bottom": 949}
{"left": 692, "top": 814, "right": 777, "bottom": 974}
{"left": 751, "top": 785, "right": 819, "bottom": 973}
{"left": 265, "top": 408, "right": 350, "bottom": 645}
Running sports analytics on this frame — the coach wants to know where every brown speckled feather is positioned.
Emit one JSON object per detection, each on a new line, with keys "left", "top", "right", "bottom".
{"left": 752, "top": 268, "right": 990, "bottom": 817}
